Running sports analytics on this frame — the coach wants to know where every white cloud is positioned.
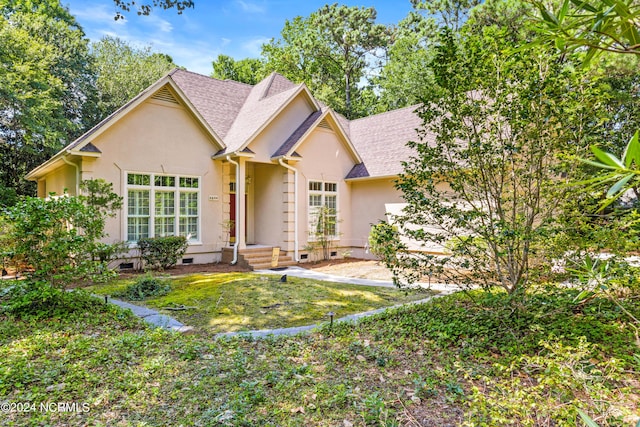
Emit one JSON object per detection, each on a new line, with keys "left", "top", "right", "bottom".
{"left": 241, "top": 36, "right": 270, "bottom": 57}
{"left": 144, "top": 15, "right": 173, "bottom": 33}
{"left": 235, "top": 0, "right": 266, "bottom": 14}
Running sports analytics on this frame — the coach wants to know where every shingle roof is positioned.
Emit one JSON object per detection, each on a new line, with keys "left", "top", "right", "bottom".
{"left": 348, "top": 105, "right": 426, "bottom": 178}
{"left": 170, "top": 69, "right": 252, "bottom": 139}
{"left": 272, "top": 109, "right": 325, "bottom": 157}
{"left": 217, "top": 78, "right": 305, "bottom": 155}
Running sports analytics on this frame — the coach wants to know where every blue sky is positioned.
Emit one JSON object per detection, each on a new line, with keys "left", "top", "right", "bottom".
{"left": 63, "top": 1, "right": 415, "bottom": 75}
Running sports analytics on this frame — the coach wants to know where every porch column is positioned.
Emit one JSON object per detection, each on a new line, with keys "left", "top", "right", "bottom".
{"left": 237, "top": 157, "right": 247, "bottom": 250}
{"left": 282, "top": 168, "right": 295, "bottom": 253}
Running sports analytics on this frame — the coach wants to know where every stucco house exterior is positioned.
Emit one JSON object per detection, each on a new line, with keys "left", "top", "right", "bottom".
{"left": 26, "top": 69, "right": 426, "bottom": 269}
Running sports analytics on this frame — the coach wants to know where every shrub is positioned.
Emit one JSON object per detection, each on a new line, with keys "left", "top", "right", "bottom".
{"left": 116, "top": 275, "right": 171, "bottom": 300}
{"left": 3, "top": 179, "right": 122, "bottom": 288}
{"left": 0, "top": 281, "right": 108, "bottom": 319}
{"left": 138, "top": 235, "right": 188, "bottom": 270}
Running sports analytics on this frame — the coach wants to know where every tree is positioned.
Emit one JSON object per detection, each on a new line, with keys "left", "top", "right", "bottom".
{"left": 91, "top": 36, "right": 176, "bottom": 121}
{"left": 411, "top": 0, "right": 482, "bottom": 31}
{"left": 375, "top": 26, "right": 606, "bottom": 295}
{"left": 0, "top": 0, "right": 96, "bottom": 201}
{"left": 532, "top": 0, "right": 640, "bottom": 63}
{"left": 375, "top": 12, "right": 438, "bottom": 112}
{"left": 112, "top": 0, "right": 194, "bottom": 20}
{"left": 263, "top": 4, "right": 390, "bottom": 119}
{"left": 211, "top": 54, "right": 264, "bottom": 85}
{"left": 4, "top": 179, "right": 123, "bottom": 288}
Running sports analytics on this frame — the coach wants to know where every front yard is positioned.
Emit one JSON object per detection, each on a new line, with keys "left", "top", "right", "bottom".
{"left": 89, "top": 272, "right": 433, "bottom": 333}
{"left": 1, "top": 281, "right": 638, "bottom": 426}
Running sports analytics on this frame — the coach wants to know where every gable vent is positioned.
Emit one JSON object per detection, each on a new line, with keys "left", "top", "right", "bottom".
{"left": 152, "top": 87, "right": 179, "bottom": 104}
{"left": 317, "top": 119, "right": 332, "bottom": 130}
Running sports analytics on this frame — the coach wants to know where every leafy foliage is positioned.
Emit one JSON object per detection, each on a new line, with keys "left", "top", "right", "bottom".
{"left": 532, "top": 0, "right": 640, "bottom": 63}
{"left": 115, "top": 274, "right": 171, "bottom": 300}
{"left": 138, "top": 235, "right": 188, "bottom": 270}
{"left": 262, "top": 4, "right": 390, "bottom": 119}
{"left": 112, "top": 0, "right": 194, "bottom": 20}
{"left": 3, "top": 180, "right": 123, "bottom": 287}
{"left": 381, "top": 25, "right": 604, "bottom": 294}
{"left": 211, "top": 54, "right": 265, "bottom": 85}
{"left": 91, "top": 36, "right": 176, "bottom": 121}
{"left": 2, "top": 283, "right": 638, "bottom": 425}
{"left": 1, "top": 281, "right": 109, "bottom": 319}
{"left": 0, "top": 0, "right": 96, "bottom": 197}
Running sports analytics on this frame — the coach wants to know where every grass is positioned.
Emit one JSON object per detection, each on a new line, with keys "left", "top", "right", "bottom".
{"left": 88, "top": 272, "right": 434, "bottom": 332}
{"left": 1, "top": 280, "right": 638, "bottom": 426}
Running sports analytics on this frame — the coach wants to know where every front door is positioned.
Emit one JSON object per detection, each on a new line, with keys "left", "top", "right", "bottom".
{"left": 229, "top": 193, "right": 247, "bottom": 243}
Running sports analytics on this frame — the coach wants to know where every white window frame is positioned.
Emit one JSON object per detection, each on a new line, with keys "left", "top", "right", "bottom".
{"left": 308, "top": 180, "right": 338, "bottom": 240}
{"left": 125, "top": 172, "right": 201, "bottom": 244}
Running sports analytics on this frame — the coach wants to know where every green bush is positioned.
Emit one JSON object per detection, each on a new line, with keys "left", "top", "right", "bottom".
{"left": 138, "top": 235, "right": 188, "bottom": 270}
{"left": 0, "top": 281, "right": 108, "bottom": 319}
{"left": 116, "top": 275, "right": 171, "bottom": 300}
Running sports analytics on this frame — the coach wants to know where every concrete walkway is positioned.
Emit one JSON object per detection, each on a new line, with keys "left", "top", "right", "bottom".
{"left": 107, "top": 297, "right": 193, "bottom": 333}
{"left": 254, "top": 266, "right": 461, "bottom": 294}
{"left": 216, "top": 266, "right": 461, "bottom": 339}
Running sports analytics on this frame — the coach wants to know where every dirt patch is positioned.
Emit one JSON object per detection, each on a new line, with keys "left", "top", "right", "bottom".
{"left": 118, "top": 261, "right": 250, "bottom": 279}
{"left": 304, "top": 258, "right": 394, "bottom": 281}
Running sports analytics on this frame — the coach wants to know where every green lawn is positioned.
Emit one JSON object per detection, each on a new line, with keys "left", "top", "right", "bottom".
{"left": 1, "top": 283, "right": 638, "bottom": 426}
{"left": 89, "top": 272, "right": 434, "bottom": 332}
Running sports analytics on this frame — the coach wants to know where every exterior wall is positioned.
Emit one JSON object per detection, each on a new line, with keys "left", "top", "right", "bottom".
{"left": 253, "top": 163, "right": 286, "bottom": 246}
{"left": 247, "top": 95, "right": 315, "bottom": 162}
{"left": 349, "top": 178, "right": 452, "bottom": 258}
{"left": 349, "top": 178, "right": 404, "bottom": 250}
{"left": 43, "top": 164, "right": 77, "bottom": 196}
{"left": 294, "top": 127, "right": 356, "bottom": 251}
{"left": 78, "top": 97, "right": 226, "bottom": 262}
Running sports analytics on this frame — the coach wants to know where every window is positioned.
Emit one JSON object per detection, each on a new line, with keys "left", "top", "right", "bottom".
{"left": 308, "top": 180, "right": 338, "bottom": 239}
{"left": 126, "top": 172, "right": 200, "bottom": 243}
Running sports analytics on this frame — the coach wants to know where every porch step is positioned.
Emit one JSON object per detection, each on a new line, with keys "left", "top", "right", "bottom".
{"left": 221, "top": 246, "right": 298, "bottom": 271}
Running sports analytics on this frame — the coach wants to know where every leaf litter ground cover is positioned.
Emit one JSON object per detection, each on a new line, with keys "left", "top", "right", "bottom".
{"left": 1, "top": 280, "right": 638, "bottom": 426}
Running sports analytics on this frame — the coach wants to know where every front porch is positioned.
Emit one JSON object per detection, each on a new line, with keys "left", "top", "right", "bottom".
{"left": 221, "top": 245, "right": 297, "bottom": 270}
{"left": 221, "top": 157, "right": 299, "bottom": 264}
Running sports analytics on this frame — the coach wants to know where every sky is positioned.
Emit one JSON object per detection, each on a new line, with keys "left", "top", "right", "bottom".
{"left": 63, "top": 0, "right": 416, "bottom": 76}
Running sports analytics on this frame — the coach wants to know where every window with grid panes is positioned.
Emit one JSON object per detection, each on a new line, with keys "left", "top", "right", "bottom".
{"left": 126, "top": 172, "right": 200, "bottom": 242}
{"left": 308, "top": 180, "right": 338, "bottom": 238}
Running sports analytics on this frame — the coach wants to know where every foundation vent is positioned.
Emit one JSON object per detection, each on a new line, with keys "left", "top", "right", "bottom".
{"left": 152, "top": 87, "right": 180, "bottom": 104}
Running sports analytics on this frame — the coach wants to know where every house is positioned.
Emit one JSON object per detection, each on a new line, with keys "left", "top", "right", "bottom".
{"left": 26, "top": 69, "right": 431, "bottom": 269}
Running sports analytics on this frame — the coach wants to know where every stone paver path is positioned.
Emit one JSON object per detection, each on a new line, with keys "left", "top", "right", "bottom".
{"left": 108, "top": 266, "right": 461, "bottom": 338}
{"left": 107, "top": 298, "right": 193, "bottom": 333}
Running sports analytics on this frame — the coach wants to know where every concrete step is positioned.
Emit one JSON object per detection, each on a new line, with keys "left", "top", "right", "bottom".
{"left": 250, "top": 260, "right": 297, "bottom": 271}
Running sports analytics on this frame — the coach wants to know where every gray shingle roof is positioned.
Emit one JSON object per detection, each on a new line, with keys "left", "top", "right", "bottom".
{"left": 170, "top": 69, "right": 252, "bottom": 139}
{"left": 272, "top": 109, "right": 324, "bottom": 158}
{"left": 348, "top": 105, "right": 425, "bottom": 178}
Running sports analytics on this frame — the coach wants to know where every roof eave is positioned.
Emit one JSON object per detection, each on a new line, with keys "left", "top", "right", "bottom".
{"left": 235, "top": 84, "right": 320, "bottom": 153}
{"left": 345, "top": 174, "right": 398, "bottom": 182}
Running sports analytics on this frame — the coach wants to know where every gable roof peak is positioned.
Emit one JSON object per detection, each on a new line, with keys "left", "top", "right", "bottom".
{"left": 260, "top": 72, "right": 298, "bottom": 99}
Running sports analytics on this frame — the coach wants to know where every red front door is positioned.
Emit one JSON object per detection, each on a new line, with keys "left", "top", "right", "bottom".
{"left": 229, "top": 194, "right": 247, "bottom": 243}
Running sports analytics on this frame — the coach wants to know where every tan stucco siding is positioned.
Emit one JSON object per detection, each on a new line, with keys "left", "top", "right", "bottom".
{"left": 295, "top": 128, "right": 355, "bottom": 248}
{"left": 247, "top": 95, "right": 315, "bottom": 162}
{"left": 43, "top": 164, "right": 77, "bottom": 196}
{"left": 253, "top": 163, "right": 285, "bottom": 245}
{"left": 349, "top": 178, "right": 403, "bottom": 248}
{"left": 76, "top": 98, "right": 225, "bottom": 258}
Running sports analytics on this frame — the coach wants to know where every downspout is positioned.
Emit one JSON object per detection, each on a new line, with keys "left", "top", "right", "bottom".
{"left": 278, "top": 158, "right": 299, "bottom": 262}
{"left": 61, "top": 155, "right": 80, "bottom": 195}
{"left": 226, "top": 155, "right": 240, "bottom": 265}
